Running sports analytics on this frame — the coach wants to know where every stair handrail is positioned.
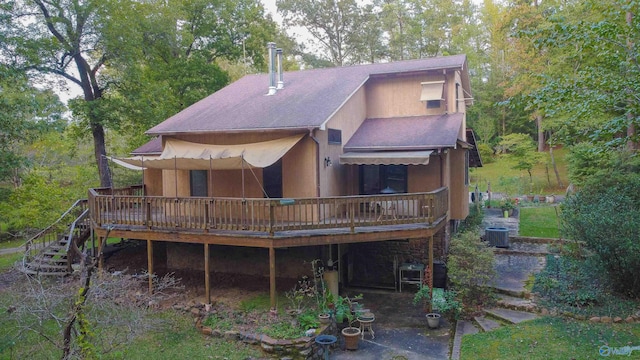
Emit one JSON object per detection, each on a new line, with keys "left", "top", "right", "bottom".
{"left": 64, "top": 209, "right": 91, "bottom": 272}
{"left": 22, "top": 199, "right": 88, "bottom": 266}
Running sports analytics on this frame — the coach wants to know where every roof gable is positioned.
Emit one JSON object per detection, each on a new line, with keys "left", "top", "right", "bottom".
{"left": 146, "top": 55, "right": 469, "bottom": 135}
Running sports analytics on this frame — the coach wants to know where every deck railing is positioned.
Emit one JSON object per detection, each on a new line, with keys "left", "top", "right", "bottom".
{"left": 89, "top": 186, "right": 448, "bottom": 235}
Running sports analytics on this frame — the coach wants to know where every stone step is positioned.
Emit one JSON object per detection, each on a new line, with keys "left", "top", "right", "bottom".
{"left": 496, "top": 294, "right": 538, "bottom": 312}
{"left": 484, "top": 308, "right": 539, "bottom": 324}
{"left": 473, "top": 316, "right": 502, "bottom": 332}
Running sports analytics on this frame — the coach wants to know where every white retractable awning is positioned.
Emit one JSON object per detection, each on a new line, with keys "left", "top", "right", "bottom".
{"left": 339, "top": 150, "right": 433, "bottom": 166}
{"left": 419, "top": 81, "right": 445, "bottom": 102}
{"left": 116, "top": 134, "right": 305, "bottom": 170}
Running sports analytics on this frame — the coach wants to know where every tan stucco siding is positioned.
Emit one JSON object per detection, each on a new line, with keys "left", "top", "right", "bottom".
{"left": 319, "top": 87, "right": 368, "bottom": 197}
{"left": 449, "top": 148, "right": 469, "bottom": 220}
{"left": 365, "top": 74, "right": 446, "bottom": 118}
{"left": 408, "top": 163, "right": 441, "bottom": 193}
{"left": 144, "top": 169, "right": 163, "bottom": 196}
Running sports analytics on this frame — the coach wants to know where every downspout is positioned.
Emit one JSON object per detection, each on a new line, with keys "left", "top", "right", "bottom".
{"left": 309, "top": 128, "right": 321, "bottom": 197}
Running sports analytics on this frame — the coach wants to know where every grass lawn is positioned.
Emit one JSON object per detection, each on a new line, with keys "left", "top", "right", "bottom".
{"left": 0, "top": 253, "right": 21, "bottom": 272}
{"left": 519, "top": 206, "right": 561, "bottom": 238}
{"left": 461, "top": 316, "right": 640, "bottom": 360}
{"left": 471, "top": 147, "right": 569, "bottom": 195}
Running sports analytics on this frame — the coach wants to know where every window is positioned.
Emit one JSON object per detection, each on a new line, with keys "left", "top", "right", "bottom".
{"left": 263, "top": 159, "right": 283, "bottom": 198}
{"left": 359, "top": 165, "right": 408, "bottom": 195}
{"left": 426, "top": 100, "right": 441, "bottom": 109}
{"left": 190, "top": 170, "right": 208, "bottom": 197}
{"left": 465, "top": 151, "right": 470, "bottom": 186}
{"left": 328, "top": 128, "right": 342, "bottom": 144}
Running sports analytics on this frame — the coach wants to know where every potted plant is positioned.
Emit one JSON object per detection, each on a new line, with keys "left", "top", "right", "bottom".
{"left": 317, "top": 287, "right": 333, "bottom": 324}
{"left": 499, "top": 197, "right": 516, "bottom": 217}
{"left": 336, "top": 294, "right": 363, "bottom": 350}
{"left": 413, "top": 285, "right": 441, "bottom": 329}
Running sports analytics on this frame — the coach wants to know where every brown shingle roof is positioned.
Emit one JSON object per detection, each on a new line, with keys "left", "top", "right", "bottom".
{"left": 131, "top": 137, "right": 162, "bottom": 155}
{"left": 146, "top": 55, "right": 468, "bottom": 135}
{"left": 344, "top": 114, "right": 464, "bottom": 151}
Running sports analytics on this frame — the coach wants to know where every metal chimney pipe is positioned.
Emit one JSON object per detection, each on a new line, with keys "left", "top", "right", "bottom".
{"left": 276, "top": 48, "right": 284, "bottom": 89}
{"left": 267, "top": 42, "right": 277, "bottom": 95}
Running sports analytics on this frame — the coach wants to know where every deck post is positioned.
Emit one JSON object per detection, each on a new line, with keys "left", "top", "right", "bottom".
{"left": 147, "top": 239, "right": 154, "bottom": 294}
{"left": 204, "top": 243, "right": 211, "bottom": 304}
{"left": 98, "top": 236, "right": 104, "bottom": 272}
{"left": 269, "top": 247, "right": 276, "bottom": 312}
{"left": 428, "top": 235, "right": 434, "bottom": 288}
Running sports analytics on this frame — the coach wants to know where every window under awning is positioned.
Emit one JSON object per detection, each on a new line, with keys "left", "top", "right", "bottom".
{"left": 116, "top": 134, "right": 305, "bottom": 170}
{"left": 339, "top": 150, "right": 433, "bottom": 166}
{"left": 419, "top": 81, "right": 445, "bottom": 102}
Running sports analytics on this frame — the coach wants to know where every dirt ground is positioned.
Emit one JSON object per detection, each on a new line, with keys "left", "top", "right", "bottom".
{"left": 102, "top": 240, "right": 297, "bottom": 309}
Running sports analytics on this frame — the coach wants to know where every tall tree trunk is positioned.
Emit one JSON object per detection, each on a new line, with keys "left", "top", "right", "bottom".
{"left": 92, "top": 123, "right": 112, "bottom": 188}
{"left": 549, "top": 146, "right": 564, "bottom": 188}
{"left": 536, "top": 114, "right": 544, "bottom": 152}
{"left": 627, "top": 10, "right": 638, "bottom": 150}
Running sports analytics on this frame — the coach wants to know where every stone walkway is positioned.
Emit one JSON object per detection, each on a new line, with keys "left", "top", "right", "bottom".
{"left": 450, "top": 206, "right": 554, "bottom": 360}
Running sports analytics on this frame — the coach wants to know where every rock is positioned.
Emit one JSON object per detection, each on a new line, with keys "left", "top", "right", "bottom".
{"left": 190, "top": 308, "right": 201, "bottom": 316}
{"left": 224, "top": 330, "right": 239, "bottom": 340}
{"left": 601, "top": 316, "right": 612, "bottom": 323}
{"left": 540, "top": 308, "right": 549, "bottom": 315}
{"left": 625, "top": 316, "right": 635, "bottom": 323}
{"left": 589, "top": 317, "right": 600, "bottom": 323}
{"left": 613, "top": 317, "right": 623, "bottom": 323}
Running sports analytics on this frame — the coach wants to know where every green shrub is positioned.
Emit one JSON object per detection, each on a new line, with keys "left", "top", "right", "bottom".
{"left": 458, "top": 205, "right": 484, "bottom": 233}
{"left": 447, "top": 230, "right": 495, "bottom": 310}
{"left": 476, "top": 143, "right": 495, "bottom": 164}
{"left": 561, "top": 151, "right": 640, "bottom": 296}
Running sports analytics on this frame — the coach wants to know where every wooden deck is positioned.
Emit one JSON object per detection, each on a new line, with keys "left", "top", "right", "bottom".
{"left": 89, "top": 186, "right": 449, "bottom": 248}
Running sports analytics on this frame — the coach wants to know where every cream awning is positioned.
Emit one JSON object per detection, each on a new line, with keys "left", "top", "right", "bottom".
{"left": 419, "top": 81, "right": 445, "bottom": 102}
{"left": 340, "top": 151, "right": 433, "bottom": 166}
{"left": 117, "top": 134, "right": 305, "bottom": 170}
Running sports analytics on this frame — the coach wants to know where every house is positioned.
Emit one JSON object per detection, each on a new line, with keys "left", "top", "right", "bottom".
{"left": 91, "top": 44, "right": 481, "bottom": 309}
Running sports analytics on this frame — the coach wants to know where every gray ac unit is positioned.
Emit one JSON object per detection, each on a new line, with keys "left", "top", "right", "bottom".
{"left": 485, "top": 227, "right": 509, "bottom": 248}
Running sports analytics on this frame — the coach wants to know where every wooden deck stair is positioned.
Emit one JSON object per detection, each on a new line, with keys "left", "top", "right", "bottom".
{"left": 18, "top": 199, "right": 91, "bottom": 277}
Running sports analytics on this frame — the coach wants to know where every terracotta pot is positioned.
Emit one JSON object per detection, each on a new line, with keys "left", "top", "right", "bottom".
{"left": 341, "top": 327, "right": 361, "bottom": 350}
{"left": 318, "top": 313, "right": 331, "bottom": 324}
{"left": 426, "top": 313, "right": 441, "bottom": 329}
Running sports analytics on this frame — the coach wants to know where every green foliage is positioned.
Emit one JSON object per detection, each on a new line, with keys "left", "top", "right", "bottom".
{"left": 202, "top": 314, "right": 234, "bottom": 331}
{"left": 297, "top": 309, "right": 320, "bottom": 330}
{"left": 259, "top": 321, "right": 305, "bottom": 339}
{"left": 533, "top": 255, "right": 605, "bottom": 310}
{"left": 565, "top": 143, "right": 613, "bottom": 186}
{"left": 561, "top": 153, "right": 640, "bottom": 296}
{"left": 447, "top": 230, "right": 496, "bottom": 310}
{"left": 498, "top": 133, "right": 544, "bottom": 182}
{"left": 458, "top": 205, "right": 484, "bottom": 233}
{"left": 0, "top": 173, "right": 75, "bottom": 235}
{"left": 460, "top": 316, "right": 640, "bottom": 360}
{"left": 413, "top": 287, "right": 462, "bottom": 320}
{"left": 476, "top": 143, "right": 495, "bottom": 164}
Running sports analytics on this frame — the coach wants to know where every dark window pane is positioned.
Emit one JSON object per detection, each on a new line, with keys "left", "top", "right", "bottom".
{"left": 328, "top": 128, "right": 342, "bottom": 144}
{"left": 190, "top": 170, "right": 208, "bottom": 197}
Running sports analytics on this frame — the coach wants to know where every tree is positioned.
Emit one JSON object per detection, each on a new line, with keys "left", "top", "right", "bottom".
{"left": 527, "top": 0, "right": 640, "bottom": 151}
{"left": 498, "top": 133, "right": 544, "bottom": 186}
{"left": 2, "top": 0, "right": 280, "bottom": 186}
{"left": 277, "top": 0, "right": 366, "bottom": 66}
{"left": 0, "top": 0, "right": 141, "bottom": 187}
{"left": 0, "top": 66, "right": 64, "bottom": 186}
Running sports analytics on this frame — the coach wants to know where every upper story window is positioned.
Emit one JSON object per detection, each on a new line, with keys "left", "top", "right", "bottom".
{"left": 426, "top": 100, "right": 441, "bottom": 109}
{"left": 328, "top": 128, "right": 342, "bottom": 144}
